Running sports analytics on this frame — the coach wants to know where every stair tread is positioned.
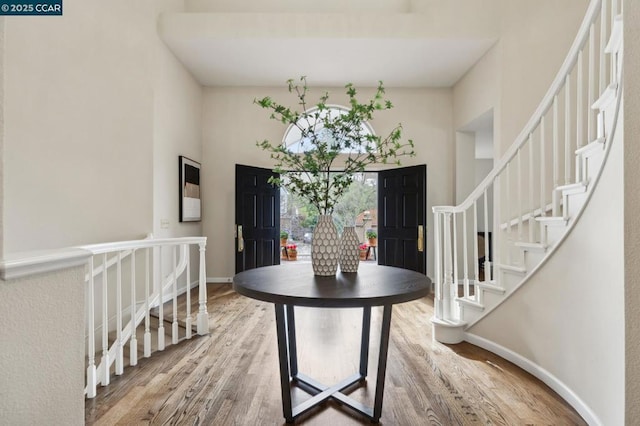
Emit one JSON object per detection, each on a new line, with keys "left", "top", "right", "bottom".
{"left": 536, "top": 216, "right": 569, "bottom": 226}
{"left": 604, "top": 14, "right": 623, "bottom": 54}
{"left": 515, "top": 242, "right": 547, "bottom": 252}
{"left": 496, "top": 263, "right": 527, "bottom": 274}
{"left": 456, "top": 297, "right": 484, "bottom": 310}
{"left": 430, "top": 316, "right": 467, "bottom": 327}
{"left": 576, "top": 137, "right": 606, "bottom": 156}
{"left": 555, "top": 181, "right": 587, "bottom": 193}
{"left": 591, "top": 83, "right": 618, "bottom": 110}
{"left": 476, "top": 281, "right": 505, "bottom": 294}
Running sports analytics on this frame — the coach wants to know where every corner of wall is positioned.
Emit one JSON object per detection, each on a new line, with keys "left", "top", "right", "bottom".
{"left": 0, "top": 17, "right": 5, "bottom": 259}
{"left": 624, "top": 0, "right": 640, "bottom": 422}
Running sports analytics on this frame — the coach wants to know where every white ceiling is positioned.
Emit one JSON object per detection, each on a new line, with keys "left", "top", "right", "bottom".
{"left": 159, "top": 11, "right": 499, "bottom": 88}
{"left": 161, "top": 37, "right": 497, "bottom": 88}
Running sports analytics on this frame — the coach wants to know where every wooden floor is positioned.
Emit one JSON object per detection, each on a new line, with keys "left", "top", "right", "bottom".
{"left": 85, "top": 283, "right": 586, "bottom": 425}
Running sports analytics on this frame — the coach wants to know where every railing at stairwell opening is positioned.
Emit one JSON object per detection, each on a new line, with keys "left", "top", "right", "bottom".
{"left": 81, "top": 236, "right": 209, "bottom": 399}
{"left": 432, "top": 0, "right": 622, "bottom": 325}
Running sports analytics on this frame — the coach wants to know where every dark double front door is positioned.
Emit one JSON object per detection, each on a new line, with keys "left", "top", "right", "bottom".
{"left": 235, "top": 165, "right": 280, "bottom": 274}
{"left": 235, "top": 164, "right": 427, "bottom": 275}
{"left": 377, "top": 165, "right": 427, "bottom": 274}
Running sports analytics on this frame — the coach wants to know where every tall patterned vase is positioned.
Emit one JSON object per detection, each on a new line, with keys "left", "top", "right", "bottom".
{"left": 339, "top": 226, "right": 360, "bottom": 273}
{"left": 311, "top": 215, "right": 339, "bottom": 276}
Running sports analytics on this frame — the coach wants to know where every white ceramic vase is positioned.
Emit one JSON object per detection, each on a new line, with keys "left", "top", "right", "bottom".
{"left": 311, "top": 215, "right": 339, "bottom": 276}
{"left": 339, "top": 226, "right": 360, "bottom": 273}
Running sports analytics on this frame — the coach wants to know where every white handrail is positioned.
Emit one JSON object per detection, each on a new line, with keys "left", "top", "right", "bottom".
{"left": 81, "top": 236, "right": 206, "bottom": 254}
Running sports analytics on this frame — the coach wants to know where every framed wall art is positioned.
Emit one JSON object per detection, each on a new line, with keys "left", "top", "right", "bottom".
{"left": 179, "top": 156, "right": 201, "bottom": 222}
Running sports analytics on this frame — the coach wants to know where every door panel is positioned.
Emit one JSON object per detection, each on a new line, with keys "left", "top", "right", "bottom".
{"left": 378, "top": 165, "right": 426, "bottom": 274}
{"left": 235, "top": 164, "right": 280, "bottom": 273}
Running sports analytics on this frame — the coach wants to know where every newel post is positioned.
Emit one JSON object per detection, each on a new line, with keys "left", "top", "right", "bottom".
{"left": 197, "top": 242, "right": 209, "bottom": 335}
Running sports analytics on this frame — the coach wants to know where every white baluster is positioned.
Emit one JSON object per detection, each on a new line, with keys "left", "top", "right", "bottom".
{"left": 452, "top": 213, "right": 459, "bottom": 299}
{"left": 517, "top": 148, "right": 523, "bottom": 242}
{"left": 185, "top": 245, "right": 192, "bottom": 340}
{"left": 603, "top": 0, "right": 618, "bottom": 39}
{"left": 553, "top": 96, "right": 560, "bottom": 217}
{"left": 588, "top": 24, "right": 595, "bottom": 144}
{"left": 197, "top": 242, "right": 209, "bottom": 335}
{"left": 101, "top": 253, "right": 109, "bottom": 386}
{"left": 611, "top": 0, "right": 617, "bottom": 81}
{"left": 565, "top": 74, "right": 572, "bottom": 185}
{"left": 492, "top": 176, "right": 500, "bottom": 287}
{"left": 462, "top": 210, "right": 469, "bottom": 299}
{"left": 443, "top": 213, "right": 455, "bottom": 321}
{"left": 528, "top": 133, "right": 535, "bottom": 242}
{"left": 115, "top": 252, "right": 123, "bottom": 376}
{"left": 506, "top": 162, "right": 512, "bottom": 265}
{"left": 600, "top": 0, "right": 608, "bottom": 95}
{"left": 158, "top": 246, "right": 165, "bottom": 351}
{"left": 144, "top": 248, "right": 151, "bottom": 358}
{"left": 129, "top": 250, "right": 137, "bottom": 367}
{"left": 473, "top": 201, "right": 479, "bottom": 283}
{"left": 172, "top": 245, "right": 179, "bottom": 345}
{"left": 483, "top": 189, "right": 490, "bottom": 281}
{"left": 434, "top": 213, "right": 442, "bottom": 319}
{"left": 86, "top": 257, "right": 97, "bottom": 398}
{"left": 576, "top": 49, "right": 584, "bottom": 181}
{"left": 540, "top": 117, "right": 546, "bottom": 220}
{"left": 540, "top": 121, "right": 548, "bottom": 245}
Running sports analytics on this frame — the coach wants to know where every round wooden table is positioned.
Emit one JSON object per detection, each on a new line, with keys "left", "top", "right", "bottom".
{"left": 233, "top": 263, "right": 431, "bottom": 423}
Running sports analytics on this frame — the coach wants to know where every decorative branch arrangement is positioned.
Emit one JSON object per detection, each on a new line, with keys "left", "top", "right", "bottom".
{"left": 256, "top": 76, "right": 415, "bottom": 215}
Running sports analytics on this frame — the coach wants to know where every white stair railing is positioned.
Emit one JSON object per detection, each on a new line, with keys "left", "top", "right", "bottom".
{"left": 432, "top": 0, "right": 623, "bottom": 341}
{"left": 81, "top": 236, "right": 208, "bottom": 398}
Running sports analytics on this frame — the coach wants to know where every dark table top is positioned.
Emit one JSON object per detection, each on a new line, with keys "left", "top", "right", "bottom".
{"left": 232, "top": 263, "right": 431, "bottom": 308}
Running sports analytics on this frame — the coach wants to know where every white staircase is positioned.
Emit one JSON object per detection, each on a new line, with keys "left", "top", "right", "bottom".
{"left": 81, "top": 236, "right": 209, "bottom": 398}
{"left": 432, "top": 0, "right": 623, "bottom": 344}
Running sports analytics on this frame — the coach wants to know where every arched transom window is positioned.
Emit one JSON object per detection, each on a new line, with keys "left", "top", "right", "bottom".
{"left": 282, "top": 105, "right": 376, "bottom": 154}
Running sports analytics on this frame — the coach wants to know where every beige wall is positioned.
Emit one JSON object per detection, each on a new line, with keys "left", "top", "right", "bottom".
{"left": 0, "top": 266, "right": 86, "bottom": 425}
{"left": 186, "top": 0, "right": 410, "bottom": 13}
{"left": 455, "top": 132, "right": 476, "bottom": 204}
{"left": 3, "top": 0, "right": 204, "bottom": 257}
{"left": 453, "top": 46, "right": 500, "bottom": 135}
{"left": 153, "top": 0, "right": 203, "bottom": 241}
{"left": 454, "top": 0, "right": 585, "bottom": 155}
{"left": 185, "top": 0, "right": 501, "bottom": 35}
{"left": 0, "top": 17, "right": 4, "bottom": 259}
{"left": 3, "top": 1, "right": 156, "bottom": 252}
{"left": 497, "top": 0, "right": 586, "bottom": 155}
{"left": 202, "top": 86, "right": 453, "bottom": 279}
{"left": 624, "top": 0, "right": 640, "bottom": 422}
{"left": 152, "top": 1, "right": 204, "bottom": 282}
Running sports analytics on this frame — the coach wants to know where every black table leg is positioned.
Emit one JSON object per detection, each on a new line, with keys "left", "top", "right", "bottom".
{"left": 274, "top": 303, "right": 393, "bottom": 423}
{"left": 359, "top": 306, "right": 371, "bottom": 377}
{"left": 286, "top": 304, "right": 298, "bottom": 376}
{"left": 274, "top": 304, "right": 294, "bottom": 423}
{"left": 373, "top": 305, "right": 393, "bottom": 422}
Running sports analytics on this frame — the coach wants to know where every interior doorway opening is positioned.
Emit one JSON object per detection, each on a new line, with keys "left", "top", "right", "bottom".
{"left": 279, "top": 171, "right": 379, "bottom": 262}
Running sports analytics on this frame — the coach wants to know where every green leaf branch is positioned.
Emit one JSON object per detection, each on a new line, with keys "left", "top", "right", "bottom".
{"left": 255, "top": 76, "right": 415, "bottom": 215}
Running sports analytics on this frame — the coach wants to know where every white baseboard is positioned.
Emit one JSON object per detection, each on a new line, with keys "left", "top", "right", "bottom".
{"left": 464, "top": 333, "right": 602, "bottom": 426}
{"left": 207, "top": 277, "right": 233, "bottom": 283}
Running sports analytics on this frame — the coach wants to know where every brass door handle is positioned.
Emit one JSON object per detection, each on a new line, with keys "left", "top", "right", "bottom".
{"left": 418, "top": 225, "right": 424, "bottom": 252}
{"left": 237, "top": 225, "right": 244, "bottom": 252}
